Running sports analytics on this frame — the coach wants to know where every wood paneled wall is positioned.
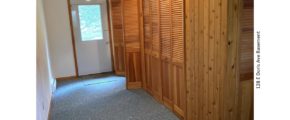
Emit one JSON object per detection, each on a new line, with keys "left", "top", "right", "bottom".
{"left": 143, "top": 0, "right": 185, "bottom": 118}
{"left": 108, "top": 0, "right": 253, "bottom": 119}
{"left": 185, "top": 0, "right": 253, "bottom": 120}
{"left": 109, "top": 0, "right": 125, "bottom": 75}
{"left": 109, "top": 0, "right": 143, "bottom": 89}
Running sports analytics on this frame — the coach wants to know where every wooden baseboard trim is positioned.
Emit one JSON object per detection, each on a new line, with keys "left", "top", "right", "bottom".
{"left": 173, "top": 104, "right": 185, "bottom": 119}
{"left": 163, "top": 97, "right": 173, "bottom": 110}
{"left": 127, "top": 82, "right": 142, "bottom": 89}
{"left": 152, "top": 92, "right": 163, "bottom": 103}
{"left": 145, "top": 88, "right": 154, "bottom": 96}
{"left": 115, "top": 71, "right": 125, "bottom": 76}
{"left": 56, "top": 76, "right": 77, "bottom": 81}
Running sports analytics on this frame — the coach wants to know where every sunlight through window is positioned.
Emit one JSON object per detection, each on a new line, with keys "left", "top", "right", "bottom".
{"left": 78, "top": 5, "right": 103, "bottom": 41}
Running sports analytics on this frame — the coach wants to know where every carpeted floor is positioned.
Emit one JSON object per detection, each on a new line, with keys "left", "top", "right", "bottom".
{"left": 50, "top": 73, "right": 179, "bottom": 120}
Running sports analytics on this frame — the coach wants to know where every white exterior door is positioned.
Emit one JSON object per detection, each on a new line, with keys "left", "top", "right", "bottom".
{"left": 71, "top": 0, "right": 112, "bottom": 75}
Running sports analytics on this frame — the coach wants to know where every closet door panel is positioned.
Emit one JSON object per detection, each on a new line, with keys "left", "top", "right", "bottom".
{"left": 160, "top": 0, "right": 174, "bottom": 110}
{"left": 171, "top": 0, "right": 185, "bottom": 118}
{"left": 110, "top": 0, "right": 125, "bottom": 75}
{"left": 123, "top": 0, "right": 142, "bottom": 89}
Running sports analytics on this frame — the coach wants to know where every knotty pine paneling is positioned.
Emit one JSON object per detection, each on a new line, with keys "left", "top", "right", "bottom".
{"left": 185, "top": 0, "right": 253, "bottom": 119}
{"left": 109, "top": 0, "right": 125, "bottom": 75}
{"left": 185, "top": 0, "right": 228, "bottom": 119}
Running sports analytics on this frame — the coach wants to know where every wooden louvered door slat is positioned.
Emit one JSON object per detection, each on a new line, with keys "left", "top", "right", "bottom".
{"left": 172, "top": 0, "right": 184, "bottom": 64}
{"left": 150, "top": 0, "right": 160, "bottom": 57}
{"left": 171, "top": 0, "right": 185, "bottom": 118}
{"left": 160, "top": 0, "right": 172, "bottom": 61}
{"left": 144, "top": 0, "right": 152, "bottom": 53}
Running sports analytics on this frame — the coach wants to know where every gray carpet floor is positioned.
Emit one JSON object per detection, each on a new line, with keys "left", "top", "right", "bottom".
{"left": 50, "top": 74, "right": 179, "bottom": 120}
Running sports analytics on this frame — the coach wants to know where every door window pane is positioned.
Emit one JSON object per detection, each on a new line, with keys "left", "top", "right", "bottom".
{"left": 78, "top": 5, "right": 103, "bottom": 41}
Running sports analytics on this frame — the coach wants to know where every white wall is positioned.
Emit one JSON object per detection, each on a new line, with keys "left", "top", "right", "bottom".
{"left": 43, "top": 0, "right": 76, "bottom": 78}
{"left": 37, "top": 0, "right": 56, "bottom": 119}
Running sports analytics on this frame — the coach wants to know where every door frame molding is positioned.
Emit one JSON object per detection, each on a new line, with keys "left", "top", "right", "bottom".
{"left": 67, "top": 0, "right": 79, "bottom": 77}
{"left": 66, "top": 0, "right": 115, "bottom": 77}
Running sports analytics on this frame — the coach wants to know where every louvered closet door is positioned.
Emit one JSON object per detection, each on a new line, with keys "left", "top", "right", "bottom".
{"left": 123, "top": 0, "right": 142, "bottom": 89}
{"left": 143, "top": 0, "right": 153, "bottom": 93}
{"left": 149, "top": 0, "right": 162, "bottom": 102}
{"left": 171, "top": 0, "right": 185, "bottom": 117}
{"left": 160, "top": 0, "right": 174, "bottom": 110}
{"left": 110, "top": 0, "right": 125, "bottom": 75}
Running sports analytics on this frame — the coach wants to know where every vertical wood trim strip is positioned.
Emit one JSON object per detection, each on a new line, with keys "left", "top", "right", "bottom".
{"left": 183, "top": 0, "right": 188, "bottom": 118}
{"left": 107, "top": 0, "right": 115, "bottom": 73}
{"left": 185, "top": 0, "right": 191, "bottom": 119}
{"left": 67, "top": 0, "right": 79, "bottom": 77}
{"left": 122, "top": 0, "right": 129, "bottom": 88}
{"left": 139, "top": 0, "right": 146, "bottom": 88}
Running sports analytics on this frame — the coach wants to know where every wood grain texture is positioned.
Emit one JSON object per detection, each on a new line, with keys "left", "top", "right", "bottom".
{"left": 110, "top": 0, "right": 253, "bottom": 119}
{"left": 143, "top": 0, "right": 153, "bottom": 92}
{"left": 186, "top": 0, "right": 251, "bottom": 120}
{"left": 185, "top": 0, "right": 253, "bottom": 119}
{"left": 122, "top": 0, "right": 143, "bottom": 89}
{"left": 237, "top": 0, "right": 253, "bottom": 120}
{"left": 109, "top": 0, "right": 126, "bottom": 75}
{"left": 171, "top": 0, "right": 185, "bottom": 118}
{"left": 237, "top": 79, "right": 253, "bottom": 120}
{"left": 160, "top": 0, "right": 173, "bottom": 109}
{"left": 239, "top": 0, "right": 253, "bottom": 81}
{"left": 143, "top": 0, "right": 185, "bottom": 118}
